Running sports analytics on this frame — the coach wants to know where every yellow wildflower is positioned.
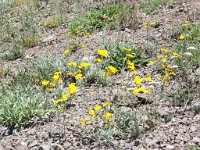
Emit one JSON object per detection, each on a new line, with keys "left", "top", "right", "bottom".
{"left": 144, "top": 22, "right": 149, "bottom": 29}
{"left": 97, "top": 49, "right": 108, "bottom": 57}
{"left": 84, "top": 32, "right": 90, "bottom": 38}
{"left": 68, "top": 83, "right": 78, "bottom": 94}
{"left": 160, "top": 47, "right": 171, "bottom": 53}
{"left": 157, "top": 55, "right": 162, "bottom": 59}
{"left": 148, "top": 61, "right": 156, "bottom": 65}
{"left": 104, "top": 112, "right": 112, "bottom": 119}
{"left": 50, "top": 82, "right": 56, "bottom": 88}
{"left": 105, "top": 123, "right": 109, "bottom": 128}
{"left": 133, "top": 86, "right": 147, "bottom": 93}
{"left": 67, "top": 31, "right": 71, "bottom": 36}
{"left": 75, "top": 73, "right": 83, "bottom": 80}
{"left": 88, "top": 109, "right": 95, "bottom": 117}
{"left": 55, "top": 98, "right": 65, "bottom": 105}
{"left": 64, "top": 49, "right": 70, "bottom": 55}
{"left": 73, "top": 38, "right": 77, "bottom": 45}
{"left": 80, "top": 119, "right": 86, "bottom": 125}
{"left": 102, "top": 102, "right": 112, "bottom": 107}
{"left": 67, "top": 72, "right": 73, "bottom": 76}
{"left": 61, "top": 108, "right": 65, "bottom": 113}
{"left": 172, "top": 52, "right": 182, "bottom": 57}
{"left": 182, "top": 20, "right": 190, "bottom": 27}
{"left": 105, "top": 66, "right": 118, "bottom": 74}
{"left": 94, "top": 58, "right": 102, "bottom": 63}
{"left": 78, "top": 62, "right": 90, "bottom": 69}
{"left": 150, "top": 20, "right": 156, "bottom": 26}
{"left": 53, "top": 74, "right": 60, "bottom": 80}
{"left": 145, "top": 73, "right": 154, "bottom": 82}
{"left": 134, "top": 76, "right": 143, "bottom": 85}
{"left": 127, "top": 60, "right": 135, "bottom": 71}
{"left": 127, "top": 53, "right": 135, "bottom": 58}
{"left": 161, "top": 57, "right": 167, "bottom": 63}
{"left": 81, "top": 44, "right": 87, "bottom": 49}
{"left": 104, "top": 72, "right": 113, "bottom": 77}
{"left": 55, "top": 71, "right": 62, "bottom": 75}
{"left": 157, "top": 55, "right": 167, "bottom": 63}
{"left": 41, "top": 80, "right": 50, "bottom": 86}
{"left": 131, "top": 70, "right": 137, "bottom": 75}
{"left": 170, "top": 71, "right": 176, "bottom": 76}
{"left": 148, "top": 88, "right": 153, "bottom": 94}
{"left": 53, "top": 71, "right": 62, "bottom": 80}
{"left": 58, "top": 79, "right": 63, "bottom": 83}
{"left": 34, "top": 79, "right": 39, "bottom": 83}
{"left": 163, "top": 74, "right": 170, "bottom": 86}
{"left": 123, "top": 47, "right": 131, "bottom": 52}
{"left": 94, "top": 105, "right": 102, "bottom": 111}
{"left": 62, "top": 93, "right": 71, "bottom": 100}
{"left": 76, "top": 29, "right": 81, "bottom": 34}
{"left": 184, "top": 20, "right": 189, "bottom": 24}
{"left": 179, "top": 34, "right": 185, "bottom": 40}
{"left": 68, "top": 61, "right": 77, "bottom": 67}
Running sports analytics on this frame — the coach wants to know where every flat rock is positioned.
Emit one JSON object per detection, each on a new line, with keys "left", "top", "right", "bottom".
{"left": 166, "top": 145, "right": 175, "bottom": 149}
{"left": 192, "top": 137, "right": 200, "bottom": 144}
{"left": 42, "top": 35, "right": 56, "bottom": 43}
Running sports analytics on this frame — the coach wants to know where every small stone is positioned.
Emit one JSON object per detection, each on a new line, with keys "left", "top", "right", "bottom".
{"left": 82, "top": 56, "right": 95, "bottom": 62}
{"left": 5, "top": 146, "right": 15, "bottom": 150}
{"left": 28, "top": 140, "right": 39, "bottom": 148}
{"left": 124, "top": 143, "right": 131, "bottom": 149}
{"left": 187, "top": 46, "right": 196, "bottom": 50}
{"left": 156, "top": 108, "right": 168, "bottom": 117}
{"left": 176, "top": 134, "right": 183, "bottom": 141}
{"left": 38, "top": 144, "right": 51, "bottom": 150}
{"left": 190, "top": 126, "right": 197, "bottom": 132}
{"left": 0, "top": 144, "right": 4, "bottom": 150}
{"left": 63, "top": 143, "right": 71, "bottom": 149}
{"left": 145, "top": 138, "right": 159, "bottom": 146}
{"left": 195, "top": 67, "right": 200, "bottom": 76}
{"left": 134, "top": 140, "right": 140, "bottom": 146}
{"left": 125, "top": 28, "right": 132, "bottom": 33}
{"left": 166, "top": 145, "right": 175, "bottom": 149}
{"left": 192, "top": 137, "right": 200, "bottom": 144}
{"left": 50, "top": 143, "right": 64, "bottom": 150}
{"left": 27, "top": 129, "right": 36, "bottom": 135}
{"left": 42, "top": 35, "right": 56, "bottom": 43}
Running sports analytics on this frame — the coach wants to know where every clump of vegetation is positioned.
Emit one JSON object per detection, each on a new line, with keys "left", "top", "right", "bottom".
{"left": 0, "top": 0, "right": 199, "bottom": 148}
{"left": 0, "top": 83, "right": 49, "bottom": 132}
{"left": 167, "top": 21, "right": 200, "bottom": 106}
{"left": 0, "top": 66, "right": 12, "bottom": 77}
{"left": 20, "top": 34, "right": 39, "bottom": 48}
{"left": 82, "top": 67, "right": 110, "bottom": 86}
{"left": 103, "top": 42, "right": 150, "bottom": 70}
{"left": 191, "top": 145, "right": 200, "bottom": 150}
{"left": 68, "top": 3, "right": 139, "bottom": 35}
{"left": 140, "top": 0, "right": 167, "bottom": 14}
{"left": 0, "top": 44, "right": 25, "bottom": 61}
{"left": 79, "top": 104, "right": 142, "bottom": 146}
{"left": 44, "top": 16, "right": 66, "bottom": 28}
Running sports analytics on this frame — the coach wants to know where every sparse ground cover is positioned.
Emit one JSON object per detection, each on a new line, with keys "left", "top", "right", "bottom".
{"left": 0, "top": 0, "right": 200, "bottom": 149}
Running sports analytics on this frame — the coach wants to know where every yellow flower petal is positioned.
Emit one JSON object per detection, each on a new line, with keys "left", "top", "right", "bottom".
{"left": 134, "top": 76, "right": 143, "bottom": 85}
{"left": 94, "top": 105, "right": 102, "bottom": 111}
{"left": 68, "top": 83, "right": 78, "bottom": 94}
{"left": 179, "top": 34, "right": 185, "bottom": 40}
{"left": 104, "top": 112, "right": 112, "bottom": 119}
{"left": 97, "top": 49, "right": 108, "bottom": 57}
{"left": 41, "top": 80, "right": 50, "bottom": 86}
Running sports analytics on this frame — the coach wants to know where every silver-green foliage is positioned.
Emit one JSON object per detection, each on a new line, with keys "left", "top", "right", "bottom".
{"left": 0, "top": 83, "right": 47, "bottom": 129}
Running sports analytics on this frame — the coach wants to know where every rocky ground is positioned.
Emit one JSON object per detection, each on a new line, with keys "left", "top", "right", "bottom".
{"left": 0, "top": 0, "right": 200, "bottom": 150}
